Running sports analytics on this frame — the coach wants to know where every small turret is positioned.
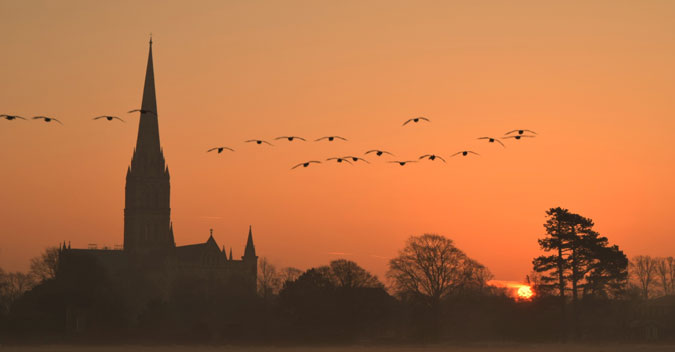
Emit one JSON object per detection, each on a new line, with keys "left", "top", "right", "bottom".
{"left": 241, "top": 225, "right": 258, "bottom": 294}
{"left": 243, "top": 225, "right": 257, "bottom": 260}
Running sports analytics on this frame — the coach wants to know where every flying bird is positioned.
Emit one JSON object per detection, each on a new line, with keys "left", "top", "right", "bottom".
{"left": 245, "top": 139, "right": 273, "bottom": 146}
{"left": 505, "top": 129, "right": 537, "bottom": 135}
{"left": 503, "top": 135, "right": 536, "bottom": 140}
{"left": 291, "top": 160, "right": 321, "bottom": 169}
{"left": 315, "top": 136, "right": 347, "bottom": 142}
{"left": 402, "top": 116, "right": 430, "bottom": 126}
{"left": 1, "top": 114, "right": 26, "bottom": 121}
{"left": 342, "top": 156, "right": 370, "bottom": 163}
{"left": 326, "top": 157, "right": 353, "bottom": 164}
{"left": 207, "top": 146, "right": 235, "bottom": 153}
{"left": 419, "top": 154, "right": 446, "bottom": 163}
{"left": 477, "top": 137, "right": 505, "bottom": 147}
{"left": 365, "top": 149, "right": 394, "bottom": 157}
{"left": 93, "top": 115, "right": 125, "bottom": 122}
{"left": 275, "top": 136, "right": 306, "bottom": 142}
{"left": 450, "top": 151, "right": 480, "bottom": 157}
{"left": 32, "top": 116, "right": 62, "bottom": 124}
{"left": 389, "top": 160, "right": 417, "bottom": 166}
{"left": 128, "top": 109, "right": 156, "bottom": 115}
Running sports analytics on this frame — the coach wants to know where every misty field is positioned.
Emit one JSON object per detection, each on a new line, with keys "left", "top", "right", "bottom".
{"left": 2, "top": 345, "right": 675, "bottom": 352}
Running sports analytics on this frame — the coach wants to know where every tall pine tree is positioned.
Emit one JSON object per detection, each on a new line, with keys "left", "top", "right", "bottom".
{"left": 532, "top": 207, "right": 628, "bottom": 339}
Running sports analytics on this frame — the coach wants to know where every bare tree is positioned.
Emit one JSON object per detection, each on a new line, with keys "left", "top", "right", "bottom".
{"left": 327, "top": 259, "right": 382, "bottom": 289}
{"left": 631, "top": 255, "right": 658, "bottom": 299}
{"left": 463, "top": 258, "right": 493, "bottom": 292}
{"left": 0, "top": 271, "right": 35, "bottom": 313}
{"left": 279, "top": 267, "right": 302, "bottom": 285}
{"left": 257, "top": 257, "right": 281, "bottom": 299}
{"left": 29, "top": 246, "right": 60, "bottom": 282}
{"left": 387, "top": 233, "right": 489, "bottom": 308}
{"left": 0, "top": 268, "right": 6, "bottom": 312}
{"left": 670, "top": 257, "right": 675, "bottom": 295}
{"left": 655, "top": 256, "right": 674, "bottom": 296}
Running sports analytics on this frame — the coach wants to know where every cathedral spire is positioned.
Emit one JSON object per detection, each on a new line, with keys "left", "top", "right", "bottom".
{"left": 135, "top": 38, "right": 160, "bottom": 154}
{"left": 124, "top": 39, "right": 172, "bottom": 254}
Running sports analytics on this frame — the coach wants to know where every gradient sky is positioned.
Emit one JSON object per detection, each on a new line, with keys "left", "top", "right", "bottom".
{"left": 1, "top": 1, "right": 674, "bottom": 282}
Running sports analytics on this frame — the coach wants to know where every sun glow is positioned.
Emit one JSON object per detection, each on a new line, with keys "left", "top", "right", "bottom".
{"left": 517, "top": 285, "right": 534, "bottom": 300}
{"left": 488, "top": 280, "right": 535, "bottom": 301}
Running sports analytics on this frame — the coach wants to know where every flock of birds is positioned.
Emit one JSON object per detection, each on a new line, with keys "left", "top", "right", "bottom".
{"left": 2, "top": 112, "right": 537, "bottom": 169}
{"left": 201, "top": 116, "right": 536, "bottom": 169}
{"left": 0, "top": 110, "right": 154, "bottom": 124}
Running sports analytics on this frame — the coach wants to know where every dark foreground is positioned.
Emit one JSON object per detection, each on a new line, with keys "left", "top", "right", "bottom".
{"left": 2, "top": 345, "right": 675, "bottom": 352}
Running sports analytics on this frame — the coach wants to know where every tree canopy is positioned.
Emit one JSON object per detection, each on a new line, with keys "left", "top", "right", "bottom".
{"left": 532, "top": 207, "right": 628, "bottom": 301}
{"left": 387, "top": 233, "right": 492, "bottom": 307}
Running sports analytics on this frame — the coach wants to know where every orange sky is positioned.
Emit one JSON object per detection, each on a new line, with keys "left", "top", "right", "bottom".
{"left": 1, "top": 1, "right": 674, "bottom": 282}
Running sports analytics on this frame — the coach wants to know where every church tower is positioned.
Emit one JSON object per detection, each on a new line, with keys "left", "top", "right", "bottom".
{"left": 124, "top": 39, "right": 174, "bottom": 253}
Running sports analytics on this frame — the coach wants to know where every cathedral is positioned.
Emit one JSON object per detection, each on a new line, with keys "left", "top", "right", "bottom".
{"left": 59, "top": 39, "right": 258, "bottom": 307}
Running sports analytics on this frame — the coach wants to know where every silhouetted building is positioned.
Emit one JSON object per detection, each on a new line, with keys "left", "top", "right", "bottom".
{"left": 59, "top": 40, "right": 258, "bottom": 328}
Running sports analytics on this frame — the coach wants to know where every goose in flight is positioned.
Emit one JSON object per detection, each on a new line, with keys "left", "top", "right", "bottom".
{"left": 419, "top": 154, "right": 446, "bottom": 162}
{"left": 389, "top": 160, "right": 417, "bottom": 166}
{"left": 1, "top": 114, "right": 26, "bottom": 121}
{"left": 326, "top": 157, "right": 353, "bottom": 164}
{"left": 275, "top": 136, "right": 306, "bottom": 142}
{"left": 342, "top": 156, "right": 370, "bottom": 163}
{"left": 505, "top": 129, "right": 536, "bottom": 135}
{"left": 503, "top": 135, "right": 535, "bottom": 140}
{"left": 32, "top": 116, "right": 63, "bottom": 124}
{"left": 128, "top": 109, "right": 157, "bottom": 115}
{"left": 450, "top": 151, "right": 480, "bottom": 157}
{"left": 315, "top": 136, "right": 347, "bottom": 142}
{"left": 477, "top": 137, "right": 505, "bottom": 147}
{"left": 207, "top": 146, "right": 235, "bottom": 153}
{"left": 402, "top": 117, "right": 430, "bottom": 126}
{"left": 245, "top": 139, "right": 273, "bottom": 146}
{"left": 94, "top": 115, "right": 125, "bottom": 122}
{"left": 291, "top": 160, "right": 321, "bottom": 169}
{"left": 365, "top": 149, "right": 394, "bottom": 157}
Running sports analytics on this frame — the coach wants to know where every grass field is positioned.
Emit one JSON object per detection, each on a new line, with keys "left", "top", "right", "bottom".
{"left": 2, "top": 345, "right": 675, "bottom": 352}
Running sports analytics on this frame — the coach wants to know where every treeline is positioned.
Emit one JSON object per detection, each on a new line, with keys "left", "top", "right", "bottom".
{"left": 0, "top": 207, "right": 674, "bottom": 344}
{"left": 629, "top": 255, "right": 675, "bottom": 299}
{"left": 0, "top": 247, "right": 59, "bottom": 319}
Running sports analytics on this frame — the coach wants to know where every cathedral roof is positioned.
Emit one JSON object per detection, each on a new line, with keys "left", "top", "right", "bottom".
{"left": 176, "top": 243, "right": 217, "bottom": 262}
{"left": 175, "top": 230, "right": 222, "bottom": 262}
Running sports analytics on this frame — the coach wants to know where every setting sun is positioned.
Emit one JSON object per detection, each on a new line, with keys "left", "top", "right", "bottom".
{"left": 517, "top": 285, "right": 534, "bottom": 300}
